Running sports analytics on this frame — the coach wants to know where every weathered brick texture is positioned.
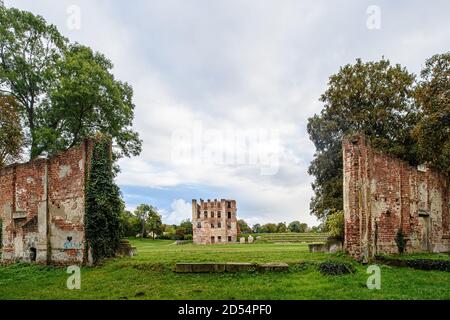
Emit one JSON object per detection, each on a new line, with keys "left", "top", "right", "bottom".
{"left": 192, "top": 199, "right": 238, "bottom": 244}
{"left": 343, "top": 134, "right": 450, "bottom": 261}
{"left": 0, "top": 139, "right": 94, "bottom": 264}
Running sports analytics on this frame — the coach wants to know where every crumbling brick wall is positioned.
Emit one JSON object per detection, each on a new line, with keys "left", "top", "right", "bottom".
{"left": 343, "top": 134, "right": 450, "bottom": 261}
{"left": 192, "top": 199, "right": 238, "bottom": 244}
{"left": 0, "top": 139, "right": 94, "bottom": 264}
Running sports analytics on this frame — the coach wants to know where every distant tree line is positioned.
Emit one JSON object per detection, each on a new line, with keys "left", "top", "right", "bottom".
{"left": 119, "top": 207, "right": 330, "bottom": 241}
{"left": 119, "top": 204, "right": 193, "bottom": 240}
{"left": 239, "top": 220, "right": 325, "bottom": 234}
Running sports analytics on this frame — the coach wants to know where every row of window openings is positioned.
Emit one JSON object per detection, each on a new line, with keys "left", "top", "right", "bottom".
{"left": 211, "top": 236, "right": 232, "bottom": 243}
{"left": 197, "top": 222, "right": 231, "bottom": 229}
{"left": 203, "top": 202, "right": 232, "bottom": 209}
{"left": 197, "top": 211, "right": 232, "bottom": 219}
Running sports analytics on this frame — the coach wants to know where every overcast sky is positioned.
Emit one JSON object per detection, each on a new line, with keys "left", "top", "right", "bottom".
{"left": 9, "top": 0, "right": 450, "bottom": 227}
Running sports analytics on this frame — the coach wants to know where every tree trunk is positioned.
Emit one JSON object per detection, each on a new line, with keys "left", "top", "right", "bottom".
{"left": 141, "top": 219, "right": 145, "bottom": 238}
{"left": 28, "top": 99, "right": 37, "bottom": 159}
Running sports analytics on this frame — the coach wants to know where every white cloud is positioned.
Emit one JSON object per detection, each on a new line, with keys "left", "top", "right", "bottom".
{"left": 11, "top": 0, "right": 450, "bottom": 228}
{"left": 161, "top": 199, "right": 192, "bottom": 225}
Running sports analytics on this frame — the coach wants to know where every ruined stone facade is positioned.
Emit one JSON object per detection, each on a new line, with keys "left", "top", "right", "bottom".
{"left": 343, "top": 135, "right": 450, "bottom": 261}
{"left": 0, "top": 140, "right": 94, "bottom": 264}
{"left": 192, "top": 199, "right": 238, "bottom": 244}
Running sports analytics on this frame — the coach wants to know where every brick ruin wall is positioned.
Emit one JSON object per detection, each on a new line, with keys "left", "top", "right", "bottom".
{"left": 192, "top": 199, "right": 238, "bottom": 244}
{"left": 343, "top": 135, "right": 450, "bottom": 261}
{"left": 0, "top": 140, "right": 93, "bottom": 264}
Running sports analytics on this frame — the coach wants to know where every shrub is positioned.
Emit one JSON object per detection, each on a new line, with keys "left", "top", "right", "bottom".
{"left": 325, "top": 210, "right": 344, "bottom": 240}
{"left": 318, "top": 261, "right": 356, "bottom": 276}
{"left": 406, "top": 259, "right": 450, "bottom": 272}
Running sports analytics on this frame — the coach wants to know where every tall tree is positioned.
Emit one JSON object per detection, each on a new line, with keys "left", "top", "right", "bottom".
{"left": 147, "top": 209, "right": 163, "bottom": 240}
{"left": 0, "top": 7, "right": 141, "bottom": 161}
{"left": 276, "top": 222, "right": 287, "bottom": 233}
{"left": 43, "top": 44, "right": 142, "bottom": 160}
{"left": 0, "top": 95, "right": 23, "bottom": 167}
{"left": 298, "top": 223, "right": 309, "bottom": 233}
{"left": 179, "top": 219, "right": 193, "bottom": 236}
{"left": 288, "top": 221, "right": 301, "bottom": 233}
{"left": 134, "top": 204, "right": 153, "bottom": 237}
{"left": 413, "top": 52, "right": 450, "bottom": 173}
{"left": 237, "top": 219, "right": 252, "bottom": 234}
{"left": 0, "top": 7, "right": 67, "bottom": 158}
{"left": 307, "top": 58, "right": 418, "bottom": 220}
{"left": 260, "top": 223, "right": 277, "bottom": 233}
{"left": 252, "top": 223, "right": 262, "bottom": 233}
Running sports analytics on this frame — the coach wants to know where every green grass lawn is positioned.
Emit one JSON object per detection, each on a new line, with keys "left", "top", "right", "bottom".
{"left": 0, "top": 239, "right": 449, "bottom": 300}
{"left": 241, "top": 232, "right": 330, "bottom": 243}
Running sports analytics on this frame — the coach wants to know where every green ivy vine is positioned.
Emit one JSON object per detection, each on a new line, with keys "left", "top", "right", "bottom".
{"left": 85, "top": 136, "right": 122, "bottom": 264}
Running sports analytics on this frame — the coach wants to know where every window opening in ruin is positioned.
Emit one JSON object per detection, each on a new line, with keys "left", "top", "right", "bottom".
{"left": 197, "top": 212, "right": 200, "bottom": 219}
{"left": 30, "top": 247, "right": 37, "bottom": 262}
{"left": 211, "top": 223, "right": 214, "bottom": 228}
{"left": 227, "top": 202, "right": 231, "bottom": 208}
{"left": 204, "top": 211, "right": 207, "bottom": 218}
{"left": 197, "top": 222, "right": 201, "bottom": 228}
{"left": 228, "top": 236, "right": 232, "bottom": 242}
{"left": 218, "top": 236, "right": 221, "bottom": 242}
{"left": 218, "top": 222, "right": 221, "bottom": 228}
{"left": 228, "top": 212, "right": 231, "bottom": 219}
{"left": 211, "top": 211, "right": 215, "bottom": 218}
{"left": 218, "top": 211, "right": 221, "bottom": 218}
{"left": 211, "top": 236, "right": 215, "bottom": 243}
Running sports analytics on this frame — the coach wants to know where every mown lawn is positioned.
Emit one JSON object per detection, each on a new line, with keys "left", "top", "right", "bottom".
{"left": 0, "top": 239, "right": 449, "bottom": 300}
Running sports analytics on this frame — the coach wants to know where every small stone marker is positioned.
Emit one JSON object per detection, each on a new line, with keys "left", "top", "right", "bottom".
{"left": 248, "top": 235, "right": 254, "bottom": 243}
{"left": 256, "top": 236, "right": 261, "bottom": 241}
{"left": 240, "top": 237, "right": 246, "bottom": 244}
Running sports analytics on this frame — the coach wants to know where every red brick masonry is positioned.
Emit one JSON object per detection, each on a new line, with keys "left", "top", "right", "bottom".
{"left": 0, "top": 140, "right": 94, "bottom": 264}
{"left": 343, "top": 135, "right": 450, "bottom": 261}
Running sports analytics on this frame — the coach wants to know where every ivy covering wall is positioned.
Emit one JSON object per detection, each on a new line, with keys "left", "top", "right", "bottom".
{"left": 85, "top": 136, "right": 122, "bottom": 264}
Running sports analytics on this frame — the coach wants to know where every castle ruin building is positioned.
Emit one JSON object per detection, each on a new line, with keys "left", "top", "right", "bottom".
{"left": 192, "top": 199, "right": 238, "bottom": 244}
{"left": 343, "top": 134, "right": 450, "bottom": 261}
{"left": 0, "top": 140, "right": 95, "bottom": 264}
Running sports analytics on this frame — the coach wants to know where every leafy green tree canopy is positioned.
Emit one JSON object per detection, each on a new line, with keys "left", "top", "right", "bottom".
{"left": 0, "top": 7, "right": 141, "bottom": 161}
{"left": 238, "top": 219, "right": 252, "bottom": 234}
{"left": 0, "top": 95, "right": 23, "bottom": 167}
{"left": 307, "top": 58, "right": 418, "bottom": 220}
{"left": 413, "top": 52, "right": 450, "bottom": 173}
{"left": 276, "top": 222, "right": 287, "bottom": 233}
{"left": 288, "top": 221, "right": 301, "bottom": 232}
{"left": 325, "top": 210, "right": 344, "bottom": 240}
